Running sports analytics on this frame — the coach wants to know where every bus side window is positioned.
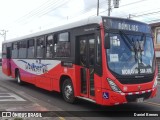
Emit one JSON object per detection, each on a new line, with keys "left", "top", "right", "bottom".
{"left": 27, "top": 39, "right": 35, "bottom": 58}
{"left": 46, "top": 34, "right": 54, "bottom": 58}
{"left": 2, "top": 44, "right": 7, "bottom": 58}
{"left": 11, "top": 42, "right": 19, "bottom": 58}
{"left": 18, "top": 41, "right": 27, "bottom": 58}
{"left": 54, "top": 32, "right": 70, "bottom": 58}
{"left": 36, "top": 36, "right": 45, "bottom": 58}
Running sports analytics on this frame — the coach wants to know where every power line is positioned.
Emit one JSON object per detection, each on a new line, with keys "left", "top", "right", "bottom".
{"left": 15, "top": 0, "right": 55, "bottom": 23}
{"left": 16, "top": 0, "right": 149, "bottom": 25}
{"left": 99, "top": 0, "right": 149, "bottom": 15}
{"left": 38, "top": 0, "right": 70, "bottom": 17}
{"left": 16, "top": 0, "right": 107, "bottom": 25}
{"left": 11, "top": 0, "right": 160, "bottom": 32}
{"left": 145, "top": 18, "right": 160, "bottom": 23}
{"left": 119, "top": 0, "right": 148, "bottom": 7}
{"left": 15, "top": 0, "right": 65, "bottom": 24}
{"left": 131, "top": 11, "right": 160, "bottom": 18}
{"left": 43, "top": 0, "right": 152, "bottom": 25}
{"left": 65, "top": 0, "right": 107, "bottom": 19}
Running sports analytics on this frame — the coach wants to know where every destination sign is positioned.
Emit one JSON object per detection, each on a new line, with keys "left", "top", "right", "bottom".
{"left": 118, "top": 23, "right": 138, "bottom": 31}
{"left": 103, "top": 17, "right": 151, "bottom": 33}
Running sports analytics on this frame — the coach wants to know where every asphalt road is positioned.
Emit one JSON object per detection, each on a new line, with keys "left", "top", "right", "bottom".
{"left": 0, "top": 67, "right": 159, "bottom": 120}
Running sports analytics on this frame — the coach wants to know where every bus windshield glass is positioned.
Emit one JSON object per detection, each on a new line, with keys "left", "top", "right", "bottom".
{"left": 106, "top": 32, "right": 155, "bottom": 76}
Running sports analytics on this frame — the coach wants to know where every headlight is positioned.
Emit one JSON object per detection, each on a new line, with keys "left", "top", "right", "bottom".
{"left": 153, "top": 76, "right": 158, "bottom": 88}
{"left": 107, "top": 78, "right": 122, "bottom": 93}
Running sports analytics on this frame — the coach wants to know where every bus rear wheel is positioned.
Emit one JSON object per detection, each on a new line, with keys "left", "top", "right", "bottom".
{"left": 16, "top": 70, "right": 23, "bottom": 85}
{"left": 62, "top": 79, "right": 75, "bottom": 103}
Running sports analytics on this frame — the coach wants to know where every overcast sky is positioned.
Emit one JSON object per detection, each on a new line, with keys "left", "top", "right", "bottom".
{"left": 0, "top": 0, "right": 160, "bottom": 46}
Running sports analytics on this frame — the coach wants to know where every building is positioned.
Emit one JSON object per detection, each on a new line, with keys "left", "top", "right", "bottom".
{"left": 150, "top": 22, "right": 160, "bottom": 79}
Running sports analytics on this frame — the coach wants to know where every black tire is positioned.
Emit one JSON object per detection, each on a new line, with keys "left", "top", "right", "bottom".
{"left": 16, "top": 70, "right": 24, "bottom": 85}
{"left": 62, "top": 79, "right": 75, "bottom": 103}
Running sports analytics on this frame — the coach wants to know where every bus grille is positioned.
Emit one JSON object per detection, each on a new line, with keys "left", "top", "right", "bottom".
{"left": 126, "top": 92, "right": 152, "bottom": 102}
{"left": 117, "top": 75, "right": 154, "bottom": 84}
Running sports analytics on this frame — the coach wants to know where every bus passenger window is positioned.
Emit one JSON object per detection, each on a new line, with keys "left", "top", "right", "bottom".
{"left": 19, "top": 41, "right": 27, "bottom": 58}
{"left": 46, "top": 35, "right": 53, "bottom": 58}
{"left": 36, "top": 37, "right": 44, "bottom": 58}
{"left": 27, "top": 39, "right": 35, "bottom": 58}
{"left": 11, "top": 42, "right": 18, "bottom": 58}
{"left": 2, "top": 44, "right": 7, "bottom": 58}
{"left": 54, "top": 32, "right": 70, "bottom": 57}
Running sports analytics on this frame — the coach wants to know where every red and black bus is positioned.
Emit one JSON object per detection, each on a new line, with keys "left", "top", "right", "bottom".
{"left": 2, "top": 16, "right": 158, "bottom": 106}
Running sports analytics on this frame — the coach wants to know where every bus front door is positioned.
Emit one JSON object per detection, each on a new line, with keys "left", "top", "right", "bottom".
{"left": 78, "top": 34, "right": 95, "bottom": 99}
{"left": 2, "top": 47, "right": 11, "bottom": 76}
{"left": 5, "top": 47, "right": 11, "bottom": 76}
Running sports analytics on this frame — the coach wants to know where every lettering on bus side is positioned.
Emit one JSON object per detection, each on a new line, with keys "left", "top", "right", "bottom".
{"left": 61, "top": 61, "right": 73, "bottom": 67}
{"left": 18, "top": 60, "right": 50, "bottom": 74}
{"left": 84, "top": 28, "right": 95, "bottom": 32}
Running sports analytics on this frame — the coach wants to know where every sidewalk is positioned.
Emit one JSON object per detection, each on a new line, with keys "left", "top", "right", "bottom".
{"left": 0, "top": 73, "right": 82, "bottom": 120}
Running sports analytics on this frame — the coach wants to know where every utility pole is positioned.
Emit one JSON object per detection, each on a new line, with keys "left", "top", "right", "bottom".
{"left": 97, "top": 0, "right": 99, "bottom": 16}
{"left": 0, "top": 30, "right": 8, "bottom": 41}
{"left": 108, "top": 0, "right": 111, "bottom": 16}
{"left": 108, "top": 0, "right": 120, "bottom": 16}
{"left": 97, "top": 0, "right": 119, "bottom": 17}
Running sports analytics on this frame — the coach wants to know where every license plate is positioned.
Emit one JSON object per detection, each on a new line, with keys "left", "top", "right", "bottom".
{"left": 136, "top": 98, "right": 144, "bottom": 103}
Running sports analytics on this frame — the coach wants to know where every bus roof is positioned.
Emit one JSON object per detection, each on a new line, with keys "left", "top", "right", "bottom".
{"left": 3, "top": 16, "right": 103, "bottom": 43}
{"left": 3, "top": 16, "right": 149, "bottom": 43}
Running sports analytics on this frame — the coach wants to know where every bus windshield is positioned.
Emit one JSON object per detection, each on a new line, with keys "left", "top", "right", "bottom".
{"left": 106, "top": 32, "right": 155, "bottom": 76}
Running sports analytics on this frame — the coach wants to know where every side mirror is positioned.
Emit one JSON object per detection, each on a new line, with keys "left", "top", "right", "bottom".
{"left": 104, "top": 33, "right": 110, "bottom": 49}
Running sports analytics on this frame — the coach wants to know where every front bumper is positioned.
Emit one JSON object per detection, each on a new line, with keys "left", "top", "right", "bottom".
{"left": 101, "top": 87, "right": 157, "bottom": 106}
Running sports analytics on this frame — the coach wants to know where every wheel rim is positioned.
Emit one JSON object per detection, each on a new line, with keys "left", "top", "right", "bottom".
{"left": 17, "top": 74, "right": 21, "bottom": 83}
{"left": 64, "top": 84, "right": 72, "bottom": 99}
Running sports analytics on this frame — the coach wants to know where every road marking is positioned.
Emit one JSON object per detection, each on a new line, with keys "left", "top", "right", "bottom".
{"left": 0, "top": 93, "right": 26, "bottom": 101}
{"left": 144, "top": 101, "right": 160, "bottom": 107}
{"left": 53, "top": 112, "right": 66, "bottom": 120}
{"left": 59, "top": 117, "right": 65, "bottom": 120}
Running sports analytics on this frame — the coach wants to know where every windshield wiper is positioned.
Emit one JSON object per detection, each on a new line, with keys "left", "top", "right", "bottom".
{"left": 136, "top": 33, "right": 145, "bottom": 63}
{"left": 119, "top": 31, "right": 133, "bottom": 51}
{"left": 119, "top": 31, "right": 137, "bottom": 61}
{"left": 132, "top": 38, "right": 138, "bottom": 61}
{"left": 138, "top": 33, "right": 145, "bottom": 51}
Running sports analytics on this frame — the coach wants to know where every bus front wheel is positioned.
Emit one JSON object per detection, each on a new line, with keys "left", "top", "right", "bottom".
{"left": 62, "top": 79, "right": 75, "bottom": 103}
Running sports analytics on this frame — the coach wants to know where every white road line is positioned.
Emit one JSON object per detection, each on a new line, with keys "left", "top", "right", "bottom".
{"left": 144, "top": 101, "right": 160, "bottom": 107}
{"left": 0, "top": 93, "right": 26, "bottom": 101}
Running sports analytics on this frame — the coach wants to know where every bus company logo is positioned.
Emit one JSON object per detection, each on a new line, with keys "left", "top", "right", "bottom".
{"left": 18, "top": 60, "right": 50, "bottom": 74}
